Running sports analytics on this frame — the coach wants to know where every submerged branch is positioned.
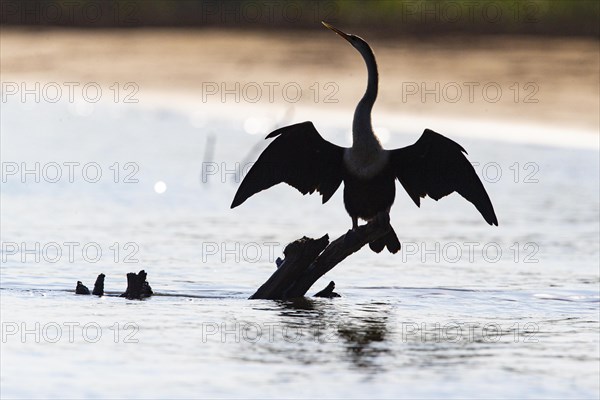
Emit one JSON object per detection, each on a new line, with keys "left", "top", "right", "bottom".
{"left": 250, "top": 213, "right": 391, "bottom": 300}
{"left": 76, "top": 270, "right": 152, "bottom": 300}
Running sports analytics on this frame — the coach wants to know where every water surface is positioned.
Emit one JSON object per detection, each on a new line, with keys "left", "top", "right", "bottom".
{"left": 1, "top": 100, "right": 598, "bottom": 399}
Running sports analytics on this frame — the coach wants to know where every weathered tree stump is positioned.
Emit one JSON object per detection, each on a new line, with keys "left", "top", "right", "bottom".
{"left": 75, "top": 281, "right": 90, "bottom": 295}
{"left": 120, "top": 270, "right": 153, "bottom": 300}
{"left": 92, "top": 273, "right": 105, "bottom": 296}
{"left": 250, "top": 213, "right": 392, "bottom": 300}
{"left": 76, "top": 271, "right": 151, "bottom": 299}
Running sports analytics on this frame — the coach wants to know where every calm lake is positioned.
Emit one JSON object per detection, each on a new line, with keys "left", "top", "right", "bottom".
{"left": 1, "top": 98, "right": 598, "bottom": 399}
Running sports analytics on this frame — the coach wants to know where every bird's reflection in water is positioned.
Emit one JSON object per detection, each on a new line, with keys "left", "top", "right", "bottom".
{"left": 336, "top": 318, "right": 390, "bottom": 371}
{"left": 243, "top": 297, "right": 503, "bottom": 373}
{"left": 243, "top": 298, "right": 393, "bottom": 372}
{"left": 276, "top": 297, "right": 320, "bottom": 312}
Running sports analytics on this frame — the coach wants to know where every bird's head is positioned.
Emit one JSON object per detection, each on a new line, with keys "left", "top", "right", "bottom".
{"left": 322, "top": 21, "right": 373, "bottom": 58}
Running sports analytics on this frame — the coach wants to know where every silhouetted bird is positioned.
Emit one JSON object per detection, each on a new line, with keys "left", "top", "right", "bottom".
{"left": 231, "top": 22, "right": 498, "bottom": 253}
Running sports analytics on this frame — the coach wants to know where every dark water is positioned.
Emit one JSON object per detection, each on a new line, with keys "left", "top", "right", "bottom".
{"left": 1, "top": 100, "right": 598, "bottom": 399}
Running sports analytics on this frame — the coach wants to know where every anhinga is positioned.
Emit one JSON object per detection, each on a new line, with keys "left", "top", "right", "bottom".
{"left": 231, "top": 22, "right": 498, "bottom": 253}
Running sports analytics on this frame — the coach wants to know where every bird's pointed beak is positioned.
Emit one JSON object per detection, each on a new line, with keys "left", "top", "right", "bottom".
{"left": 322, "top": 21, "right": 352, "bottom": 43}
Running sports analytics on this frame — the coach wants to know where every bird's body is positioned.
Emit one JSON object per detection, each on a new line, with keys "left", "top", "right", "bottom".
{"left": 342, "top": 158, "right": 395, "bottom": 223}
{"left": 231, "top": 22, "right": 498, "bottom": 253}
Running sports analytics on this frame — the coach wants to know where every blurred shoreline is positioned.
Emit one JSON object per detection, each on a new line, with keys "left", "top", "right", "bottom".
{"left": 1, "top": 27, "right": 598, "bottom": 135}
{"left": 1, "top": 0, "right": 598, "bottom": 37}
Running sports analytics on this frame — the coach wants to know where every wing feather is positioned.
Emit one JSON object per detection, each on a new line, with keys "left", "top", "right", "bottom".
{"left": 231, "top": 121, "right": 345, "bottom": 208}
{"left": 391, "top": 129, "right": 498, "bottom": 226}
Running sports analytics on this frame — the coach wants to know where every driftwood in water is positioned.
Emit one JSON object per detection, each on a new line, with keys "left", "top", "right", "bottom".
{"left": 250, "top": 213, "right": 392, "bottom": 300}
{"left": 75, "top": 281, "right": 90, "bottom": 295}
{"left": 76, "top": 271, "right": 152, "bottom": 299}
{"left": 314, "top": 281, "right": 341, "bottom": 298}
{"left": 92, "top": 273, "right": 105, "bottom": 296}
{"left": 120, "top": 270, "right": 153, "bottom": 299}
{"left": 76, "top": 274, "right": 104, "bottom": 296}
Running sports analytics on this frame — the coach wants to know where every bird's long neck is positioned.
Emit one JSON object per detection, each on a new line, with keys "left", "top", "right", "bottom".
{"left": 352, "top": 45, "right": 380, "bottom": 152}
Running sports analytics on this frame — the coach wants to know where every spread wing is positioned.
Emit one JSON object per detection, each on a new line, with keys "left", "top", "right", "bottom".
{"left": 391, "top": 129, "right": 498, "bottom": 225}
{"left": 231, "top": 121, "right": 345, "bottom": 208}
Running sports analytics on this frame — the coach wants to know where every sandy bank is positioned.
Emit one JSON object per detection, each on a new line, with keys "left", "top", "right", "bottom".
{"left": 1, "top": 28, "right": 598, "bottom": 134}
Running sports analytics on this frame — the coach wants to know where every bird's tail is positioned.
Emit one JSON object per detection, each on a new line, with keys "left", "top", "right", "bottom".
{"left": 369, "top": 227, "right": 401, "bottom": 254}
